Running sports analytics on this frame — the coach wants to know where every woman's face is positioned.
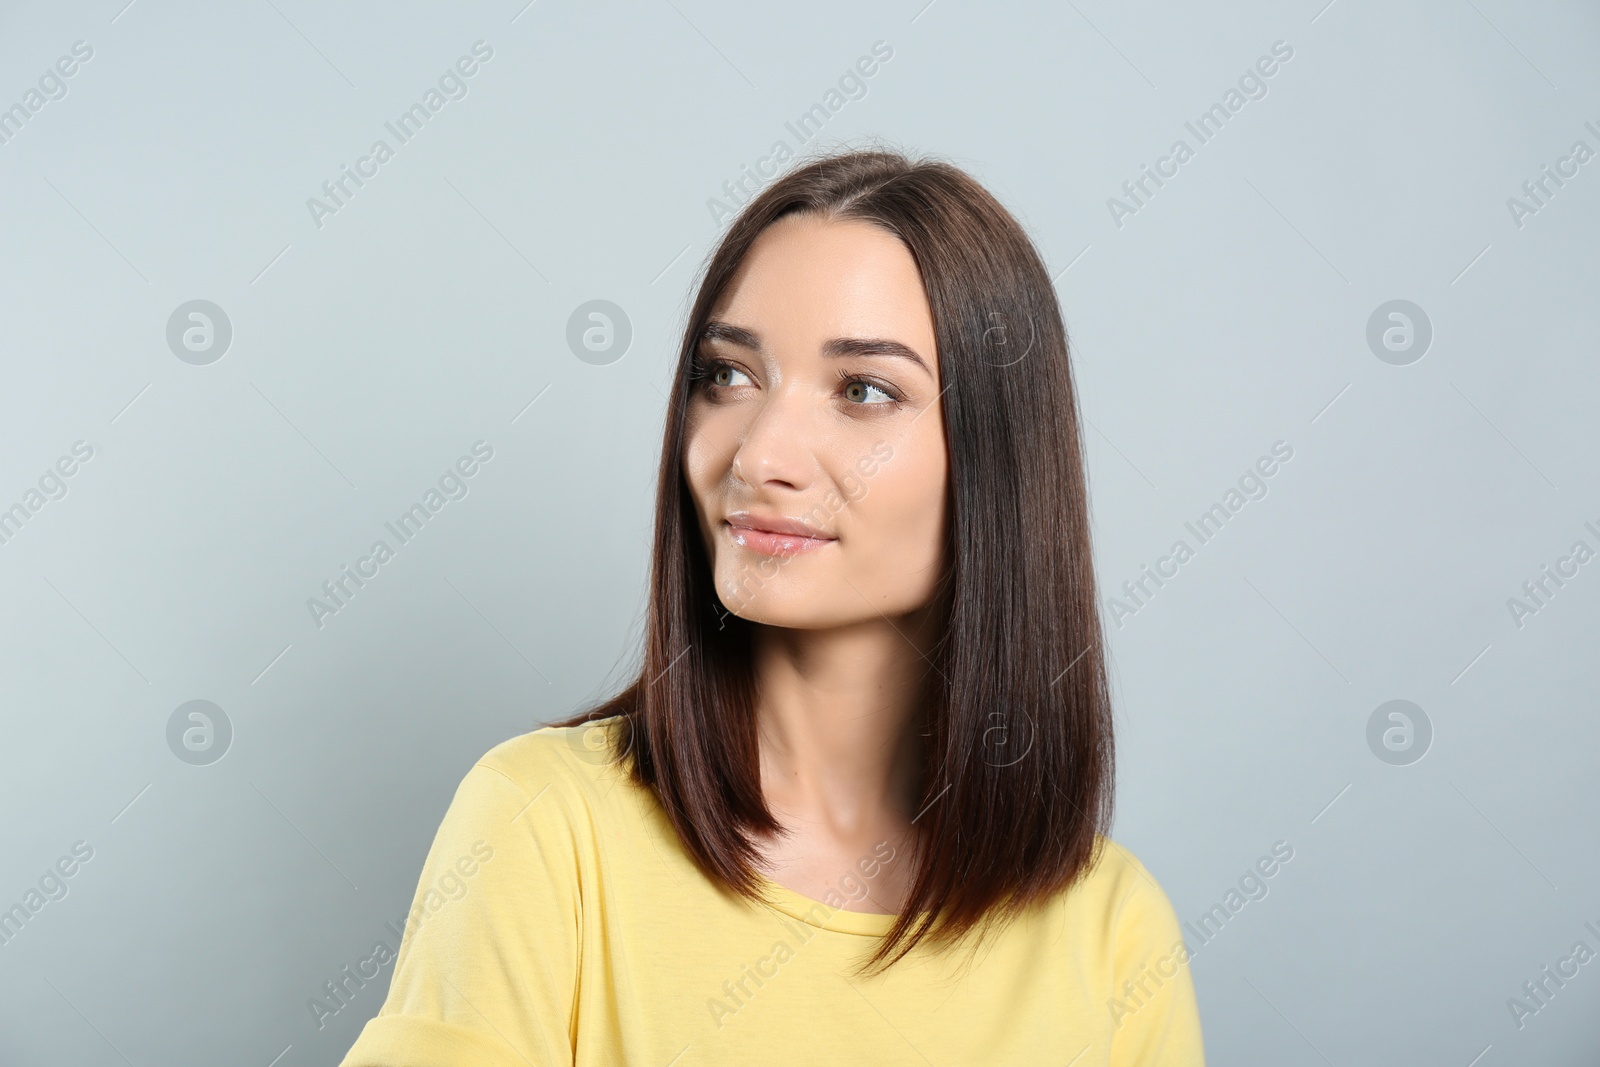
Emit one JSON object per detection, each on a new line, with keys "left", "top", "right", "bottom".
{"left": 683, "top": 211, "right": 948, "bottom": 630}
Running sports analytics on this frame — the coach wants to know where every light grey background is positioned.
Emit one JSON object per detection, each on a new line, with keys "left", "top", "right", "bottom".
{"left": 1, "top": 0, "right": 1597, "bottom": 1063}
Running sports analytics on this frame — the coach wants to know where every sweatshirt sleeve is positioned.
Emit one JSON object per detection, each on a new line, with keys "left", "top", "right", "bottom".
{"left": 337, "top": 757, "right": 582, "bottom": 1067}
{"left": 1106, "top": 846, "right": 1206, "bottom": 1066}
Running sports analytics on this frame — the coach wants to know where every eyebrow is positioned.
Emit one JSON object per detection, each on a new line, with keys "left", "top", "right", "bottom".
{"left": 699, "top": 320, "right": 933, "bottom": 379}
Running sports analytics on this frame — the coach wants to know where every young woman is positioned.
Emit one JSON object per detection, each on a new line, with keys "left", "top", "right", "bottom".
{"left": 340, "top": 146, "right": 1205, "bottom": 1065}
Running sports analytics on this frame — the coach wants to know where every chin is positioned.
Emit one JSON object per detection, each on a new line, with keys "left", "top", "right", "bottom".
{"left": 717, "top": 592, "right": 819, "bottom": 628}
{"left": 713, "top": 572, "right": 835, "bottom": 629}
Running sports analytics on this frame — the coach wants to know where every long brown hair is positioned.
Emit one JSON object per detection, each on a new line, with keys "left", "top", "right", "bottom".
{"left": 550, "top": 141, "right": 1114, "bottom": 977}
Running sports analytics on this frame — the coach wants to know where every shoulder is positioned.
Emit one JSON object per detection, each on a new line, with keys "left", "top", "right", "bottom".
{"left": 470, "top": 713, "right": 628, "bottom": 796}
{"left": 423, "top": 714, "right": 630, "bottom": 844}
{"left": 395, "top": 717, "right": 638, "bottom": 929}
{"left": 1065, "top": 835, "right": 1189, "bottom": 952}
{"left": 1079, "top": 839, "right": 1207, "bottom": 1061}
{"left": 452, "top": 713, "right": 641, "bottom": 827}
{"left": 348, "top": 723, "right": 609, "bottom": 1066}
{"left": 1084, "top": 835, "right": 1171, "bottom": 903}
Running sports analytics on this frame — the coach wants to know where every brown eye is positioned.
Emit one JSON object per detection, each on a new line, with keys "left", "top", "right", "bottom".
{"left": 714, "top": 366, "right": 735, "bottom": 387}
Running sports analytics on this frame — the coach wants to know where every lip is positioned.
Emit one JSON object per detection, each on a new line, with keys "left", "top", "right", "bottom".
{"left": 723, "top": 511, "right": 837, "bottom": 556}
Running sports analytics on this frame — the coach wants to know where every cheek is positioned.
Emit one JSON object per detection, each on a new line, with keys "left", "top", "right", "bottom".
{"left": 682, "top": 414, "right": 727, "bottom": 499}
{"left": 851, "top": 446, "right": 946, "bottom": 562}
{"left": 683, "top": 409, "right": 745, "bottom": 558}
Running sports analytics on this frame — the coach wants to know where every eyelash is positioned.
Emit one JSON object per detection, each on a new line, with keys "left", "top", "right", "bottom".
{"left": 689, "top": 356, "right": 904, "bottom": 408}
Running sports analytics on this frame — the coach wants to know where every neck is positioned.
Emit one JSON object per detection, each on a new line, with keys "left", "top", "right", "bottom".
{"left": 750, "top": 608, "right": 937, "bottom": 834}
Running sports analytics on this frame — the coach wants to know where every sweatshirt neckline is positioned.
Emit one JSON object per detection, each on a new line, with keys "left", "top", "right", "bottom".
{"left": 753, "top": 871, "right": 916, "bottom": 937}
{"left": 554, "top": 718, "right": 914, "bottom": 938}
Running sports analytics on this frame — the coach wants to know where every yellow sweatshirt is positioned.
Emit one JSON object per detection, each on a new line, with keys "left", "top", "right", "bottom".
{"left": 338, "top": 716, "right": 1205, "bottom": 1066}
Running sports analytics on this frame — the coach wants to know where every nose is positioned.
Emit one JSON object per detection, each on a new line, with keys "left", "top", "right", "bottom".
{"left": 729, "top": 383, "right": 818, "bottom": 492}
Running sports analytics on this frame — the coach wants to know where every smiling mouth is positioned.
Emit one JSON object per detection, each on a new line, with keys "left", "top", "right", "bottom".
{"left": 722, "top": 519, "right": 837, "bottom": 557}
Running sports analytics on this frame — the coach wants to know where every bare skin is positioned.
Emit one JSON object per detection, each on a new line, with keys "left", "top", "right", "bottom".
{"left": 746, "top": 621, "right": 935, "bottom": 913}
{"left": 682, "top": 212, "right": 949, "bottom": 915}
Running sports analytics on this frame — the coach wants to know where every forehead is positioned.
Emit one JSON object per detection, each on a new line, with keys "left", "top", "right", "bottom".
{"left": 709, "top": 214, "right": 937, "bottom": 366}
